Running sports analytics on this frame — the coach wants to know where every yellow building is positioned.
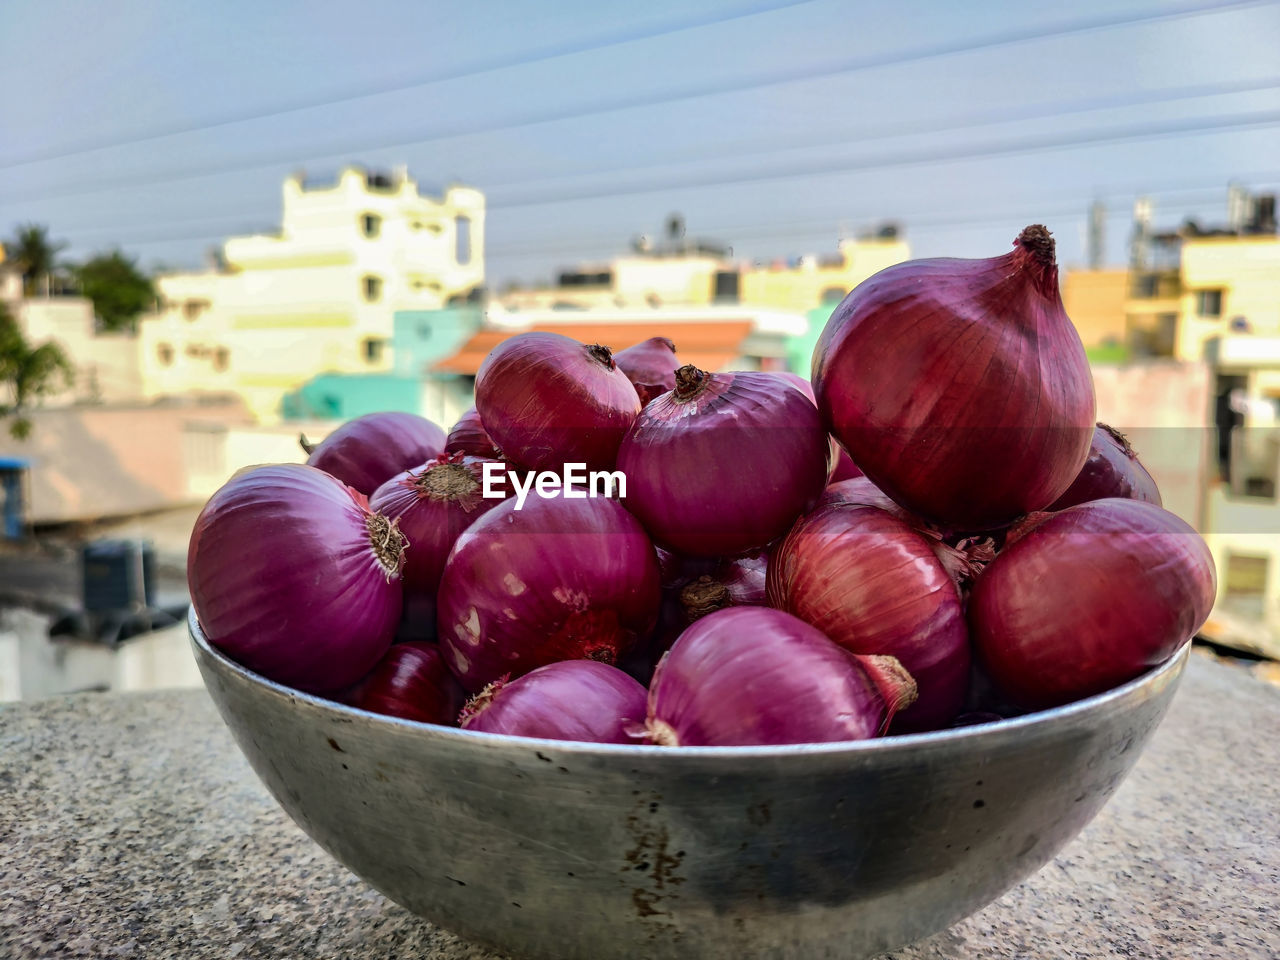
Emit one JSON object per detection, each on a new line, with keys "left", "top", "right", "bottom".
{"left": 140, "top": 166, "right": 485, "bottom": 422}
{"left": 1060, "top": 268, "right": 1129, "bottom": 350}
{"left": 738, "top": 234, "right": 910, "bottom": 313}
{"left": 498, "top": 229, "right": 909, "bottom": 316}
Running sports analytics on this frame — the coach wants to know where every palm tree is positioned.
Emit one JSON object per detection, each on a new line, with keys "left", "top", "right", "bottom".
{"left": 8, "top": 224, "right": 67, "bottom": 296}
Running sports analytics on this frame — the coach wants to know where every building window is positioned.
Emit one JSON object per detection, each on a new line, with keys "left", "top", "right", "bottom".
{"left": 1196, "top": 289, "right": 1224, "bottom": 318}
{"left": 213, "top": 347, "right": 230, "bottom": 372}
{"left": 183, "top": 299, "right": 210, "bottom": 320}
{"left": 713, "top": 271, "right": 740, "bottom": 302}
{"left": 157, "top": 343, "right": 174, "bottom": 366}
{"left": 820, "top": 286, "right": 847, "bottom": 303}
{"left": 1133, "top": 274, "right": 1159, "bottom": 298}
{"left": 360, "top": 213, "right": 381, "bottom": 238}
{"left": 362, "top": 337, "right": 384, "bottom": 363}
{"left": 455, "top": 216, "right": 472, "bottom": 265}
{"left": 362, "top": 275, "right": 383, "bottom": 302}
{"left": 417, "top": 323, "right": 431, "bottom": 340}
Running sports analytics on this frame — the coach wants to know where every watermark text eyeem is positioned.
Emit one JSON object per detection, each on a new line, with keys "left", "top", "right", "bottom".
{"left": 482, "top": 462, "right": 626, "bottom": 510}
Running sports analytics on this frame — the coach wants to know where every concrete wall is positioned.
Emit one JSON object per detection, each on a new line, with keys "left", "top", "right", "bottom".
{"left": 1091, "top": 360, "right": 1212, "bottom": 529}
{"left": 0, "top": 399, "right": 252, "bottom": 523}
{"left": 15, "top": 297, "right": 144, "bottom": 405}
{"left": 0, "top": 609, "right": 201, "bottom": 702}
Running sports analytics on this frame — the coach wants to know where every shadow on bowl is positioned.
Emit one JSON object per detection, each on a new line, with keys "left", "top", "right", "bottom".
{"left": 190, "top": 609, "right": 1188, "bottom": 960}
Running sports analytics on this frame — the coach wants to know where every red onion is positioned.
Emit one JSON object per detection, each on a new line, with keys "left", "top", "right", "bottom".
{"left": 437, "top": 494, "right": 660, "bottom": 692}
{"left": 305, "top": 412, "right": 446, "bottom": 495}
{"left": 970, "top": 498, "right": 1215, "bottom": 709}
{"left": 614, "top": 336, "right": 680, "bottom": 405}
{"left": 770, "top": 371, "right": 816, "bottom": 402}
{"left": 475, "top": 332, "right": 641, "bottom": 471}
{"left": 445, "top": 406, "right": 502, "bottom": 459}
{"left": 459, "top": 660, "right": 647, "bottom": 743}
{"left": 1049, "top": 423, "right": 1162, "bottom": 510}
{"left": 645, "top": 608, "right": 917, "bottom": 746}
{"left": 341, "top": 642, "right": 467, "bottom": 725}
{"left": 370, "top": 452, "right": 508, "bottom": 640}
{"left": 767, "top": 500, "right": 970, "bottom": 730}
{"left": 188, "top": 464, "right": 404, "bottom": 693}
{"left": 617, "top": 365, "right": 829, "bottom": 557}
{"left": 813, "top": 225, "right": 1095, "bottom": 530}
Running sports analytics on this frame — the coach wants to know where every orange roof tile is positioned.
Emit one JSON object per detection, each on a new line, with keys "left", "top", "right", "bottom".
{"left": 432, "top": 320, "right": 754, "bottom": 376}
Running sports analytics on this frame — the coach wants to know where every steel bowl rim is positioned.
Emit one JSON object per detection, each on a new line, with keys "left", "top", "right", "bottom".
{"left": 189, "top": 606, "right": 1190, "bottom": 759}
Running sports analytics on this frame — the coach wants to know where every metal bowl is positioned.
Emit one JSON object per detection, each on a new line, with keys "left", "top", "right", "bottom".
{"left": 190, "top": 610, "right": 1188, "bottom": 960}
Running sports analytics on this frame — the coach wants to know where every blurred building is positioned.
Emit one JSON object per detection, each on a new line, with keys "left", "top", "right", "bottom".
{"left": 0, "top": 253, "right": 143, "bottom": 406}
{"left": 495, "top": 217, "right": 908, "bottom": 316}
{"left": 139, "top": 166, "right": 486, "bottom": 422}
{"left": 1067, "top": 187, "right": 1280, "bottom": 656}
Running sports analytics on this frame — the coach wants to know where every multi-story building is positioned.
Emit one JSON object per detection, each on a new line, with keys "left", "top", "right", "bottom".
{"left": 139, "top": 165, "right": 486, "bottom": 421}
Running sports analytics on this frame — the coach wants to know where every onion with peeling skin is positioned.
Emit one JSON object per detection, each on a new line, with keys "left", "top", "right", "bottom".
{"left": 475, "top": 332, "right": 641, "bottom": 472}
{"left": 188, "top": 463, "right": 405, "bottom": 694}
{"left": 767, "top": 499, "right": 970, "bottom": 731}
{"left": 437, "top": 494, "right": 661, "bottom": 693}
{"left": 813, "top": 225, "right": 1095, "bottom": 530}
{"left": 617, "top": 365, "right": 829, "bottom": 557}
{"left": 970, "top": 498, "right": 1215, "bottom": 709}
{"left": 614, "top": 337, "right": 680, "bottom": 405}
{"left": 1049, "top": 423, "right": 1162, "bottom": 510}
{"left": 460, "top": 660, "right": 647, "bottom": 743}
{"left": 305, "top": 411, "right": 446, "bottom": 495}
{"left": 645, "top": 607, "right": 917, "bottom": 746}
{"left": 444, "top": 406, "right": 502, "bottom": 460}
{"left": 341, "top": 642, "right": 467, "bottom": 725}
{"left": 370, "top": 452, "right": 509, "bottom": 640}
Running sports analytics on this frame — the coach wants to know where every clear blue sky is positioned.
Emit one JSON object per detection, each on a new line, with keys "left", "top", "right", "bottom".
{"left": 2, "top": 0, "right": 1279, "bottom": 286}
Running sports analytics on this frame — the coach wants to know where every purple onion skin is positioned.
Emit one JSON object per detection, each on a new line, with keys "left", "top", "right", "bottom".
{"left": 437, "top": 494, "right": 661, "bottom": 693}
{"left": 614, "top": 337, "right": 680, "bottom": 406}
{"left": 445, "top": 406, "right": 503, "bottom": 460}
{"left": 646, "top": 608, "right": 907, "bottom": 746}
{"left": 767, "top": 501, "right": 970, "bottom": 731}
{"left": 475, "top": 332, "right": 641, "bottom": 472}
{"left": 188, "top": 464, "right": 403, "bottom": 694}
{"left": 617, "top": 366, "right": 829, "bottom": 557}
{"left": 460, "top": 660, "right": 647, "bottom": 743}
{"left": 341, "top": 642, "right": 467, "bottom": 725}
{"left": 1048, "top": 423, "right": 1162, "bottom": 510}
{"left": 970, "top": 498, "right": 1215, "bottom": 710}
{"left": 769, "top": 371, "right": 816, "bottom": 403}
{"left": 370, "top": 452, "right": 508, "bottom": 640}
{"left": 813, "top": 226, "right": 1095, "bottom": 531}
{"left": 307, "top": 412, "right": 446, "bottom": 495}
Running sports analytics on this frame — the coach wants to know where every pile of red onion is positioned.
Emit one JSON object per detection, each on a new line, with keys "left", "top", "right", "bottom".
{"left": 188, "top": 224, "right": 1215, "bottom": 746}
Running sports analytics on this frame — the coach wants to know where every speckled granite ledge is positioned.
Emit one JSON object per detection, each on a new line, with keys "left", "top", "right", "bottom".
{"left": 1, "top": 653, "right": 1277, "bottom": 959}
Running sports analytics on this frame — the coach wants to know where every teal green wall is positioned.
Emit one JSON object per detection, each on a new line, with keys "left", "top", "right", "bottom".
{"left": 392, "top": 306, "right": 483, "bottom": 376}
{"left": 281, "top": 306, "right": 484, "bottom": 420}
{"left": 787, "top": 302, "right": 840, "bottom": 376}
{"left": 282, "top": 374, "right": 420, "bottom": 420}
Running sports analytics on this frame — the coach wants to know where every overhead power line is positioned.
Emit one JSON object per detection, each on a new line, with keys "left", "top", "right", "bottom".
{"left": 485, "top": 109, "right": 1280, "bottom": 209}
{"left": 57, "top": 73, "right": 1280, "bottom": 238}
{"left": 0, "top": 0, "right": 818, "bottom": 171}
{"left": 2, "top": 0, "right": 1273, "bottom": 206}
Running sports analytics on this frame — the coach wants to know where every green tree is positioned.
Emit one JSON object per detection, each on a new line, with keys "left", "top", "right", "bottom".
{"left": 8, "top": 223, "right": 67, "bottom": 296}
{"left": 0, "top": 301, "right": 74, "bottom": 439}
{"left": 71, "top": 250, "right": 155, "bottom": 332}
